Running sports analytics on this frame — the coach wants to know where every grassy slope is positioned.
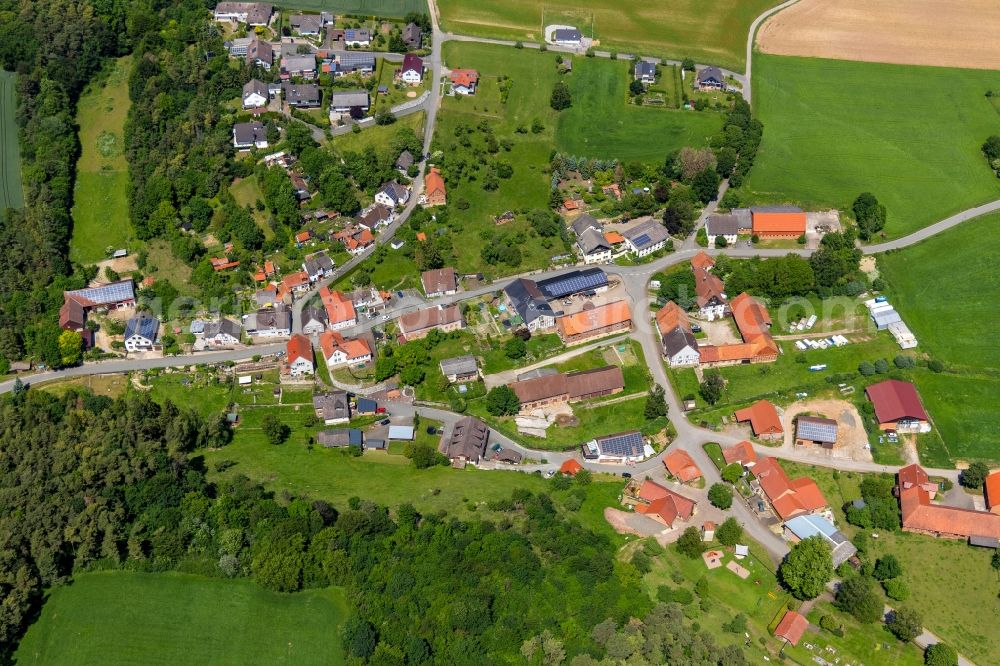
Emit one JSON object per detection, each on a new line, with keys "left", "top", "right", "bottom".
{"left": 555, "top": 57, "right": 724, "bottom": 162}
{"left": 15, "top": 571, "right": 348, "bottom": 665}
{"left": 878, "top": 212, "right": 1000, "bottom": 463}
{"left": 436, "top": 0, "right": 780, "bottom": 71}
{"left": 0, "top": 70, "right": 24, "bottom": 213}
{"left": 280, "top": 0, "right": 424, "bottom": 15}
{"left": 746, "top": 55, "right": 1000, "bottom": 240}
{"left": 70, "top": 57, "right": 134, "bottom": 264}
{"left": 332, "top": 111, "right": 424, "bottom": 154}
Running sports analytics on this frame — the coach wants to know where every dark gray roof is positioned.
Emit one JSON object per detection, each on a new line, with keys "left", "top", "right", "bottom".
{"left": 635, "top": 61, "right": 656, "bottom": 77}
{"left": 750, "top": 205, "right": 803, "bottom": 214}
{"left": 313, "top": 391, "right": 349, "bottom": 421}
{"left": 282, "top": 83, "right": 320, "bottom": 105}
{"left": 696, "top": 66, "right": 724, "bottom": 83}
{"left": 439, "top": 355, "right": 478, "bottom": 377}
{"left": 247, "top": 38, "right": 272, "bottom": 64}
{"left": 281, "top": 53, "right": 316, "bottom": 72}
{"left": 379, "top": 181, "right": 409, "bottom": 203}
{"left": 332, "top": 52, "right": 376, "bottom": 69}
{"left": 233, "top": 121, "right": 266, "bottom": 145}
{"left": 661, "top": 326, "right": 698, "bottom": 357}
{"left": 243, "top": 79, "right": 268, "bottom": 99}
{"left": 289, "top": 13, "right": 322, "bottom": 33}
{"left": 303, "top": 251, "right": 334, "bottom": 275}
{"left": 577, "top": 227, "right": 611, "bottom": 256}
{"left": 395, "top": 150, "right": 414, "bottom": 170}
{"left": 328, "top": 90, "right": 370, "bottom": 108}
{"left": 125, "top": 314, "right": 159, "bottom": 341}
{"left": 254, "top": 307, "right": 291, "bottom": 330}
{"left": 403, "top": 23, "right": 422, "bottom": 46}
{"left": 623, "top": 219, "right": 670, "bottom": 250}
{"left": 317, "top": 428, "right": 362, "bottom": 447}
{"left": 364, "top": 438, "right": 386, "bottom": 450}
{"left": 706, "top": 214, "right": 740, "bottom": 236}
{"left": 299, "top": 305, "right": 327, "bottom": 328}
{"left": 203, "top": 317, "right": 242, "bottom": 339}
{"left": 796, "top": 416, "right": 838, "bottom": 443}
{"left": 554, "top": 28, "right": 582, "bottom": 41}
{"left": 504, "top": 278, "right": 554, "bottom": 325}
{"left": 571, "top": 214, "right": 600, "bottom": 237}
{"left": 439, "top": 416, "right": 490, "bottom": 460}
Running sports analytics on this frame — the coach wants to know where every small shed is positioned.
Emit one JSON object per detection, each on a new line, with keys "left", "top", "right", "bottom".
{"left": 238, "top": 375, "right": 252, "bottom": 386}
{"left": 388, "top": 425, "right": 415, "bottom": 440}
{"left": 734, "top": 544, "right": 749, "bottom": 559}
{"left": 356, "top": 397, "right": 378, "bottom": 414}
{"left": 364, "top": 439, "right": 387, "bottom": 450}
{"left": 969, "top": 536, "right": 1000, "bottom": 549}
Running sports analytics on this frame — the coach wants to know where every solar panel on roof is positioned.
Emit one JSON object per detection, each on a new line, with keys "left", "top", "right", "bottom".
{"left": 537, "top": 269, "right": 607, "bottom": 299}
{"left": 596, "top": 431, "right": 643, "bottom": 457}
{"left": 632, "top": 233, "right": 652, "bottom": 247}
{"left": 68, "top": 281, "right": 135, "bottom": 305}
{"left": 796, "top": 419, "right": 837, "bottom": 442}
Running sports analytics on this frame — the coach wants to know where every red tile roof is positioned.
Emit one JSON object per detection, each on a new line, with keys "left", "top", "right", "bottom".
{"left": 560, "top": 459, "right": 583, "bottom": 476}
{"left": 449, "top": 69, "right": 478, "bottom": 88}
{"left": 635, "top": 480, "right": 696, "bottom": 528}
{"left": 319, "top": 330, "right": 371, "bottom": 362}
{"left": 753, "top": 211, "right": 806, "bottom": 235}
{"left": 654, "top": 301, "right": 691, "bottom": 336}
{"left": 555, "top": 300, "right": 631, "bottom": 339}
{"left": 604, "top": 230, "right": 625, "bottom": 244}
{"left": 691, "top": 251, "right": 715, "bottom": 272}
{"left": 663, "top": 449, "right": 702, "bottom": 482}
{"left": 901, "top": 484, "right": 1000, "bottom": 539}
{"left": 865, "top": 380, "right": 929, "bottom": 425}
{"left": 723, "top": 440, "right": 758, "bottom": 466}
{"left": 320, "top": 287, "right": 357, "bottom": 326}
{"left": 734, "top": 400, "right": 783, "bottom": 437}
{"left": 985, "top": 471, "right": 1000, "bottom": 513}
{"left": 753, "top": 456, "right": 828, "bottom": 520}
{"left": 286, "top": 333, "right": 313, "bottom": 365}
{"left": 774, "top": 610, "right": 809, "bottom": 646}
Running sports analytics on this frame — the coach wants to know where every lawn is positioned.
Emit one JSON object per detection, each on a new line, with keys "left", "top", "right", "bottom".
{"left": 143, "top": 239, "right": 195, "bottom": 296}
{"left": 436, "top": 42, "right": 569, "bottom": 277}
{"left": 15, "top": 571, "right": 347, "bottom": 665}
{"left": 70, "top": 56, "right": 134, "bottom": 264}
{"left": 280, "top": 0, "right": 424, "bottom": 16}
{"left": 549, "top": 338, "right": 650, "bottom": 395}
{"left": 0, "top": 70, "right": 23, "bottom": 214}
{"left": 746, "top": 55, "right": 1000, "bottom": 240}
{"left": 555, "top": 57, "right": 724, "bottom": 163}
{"left": 230, "top": 175, "right": 274, "bottom": 239}
{"left": 436, "top": 0, "right": 781, "bottom": 70}
{"left": 335, "top": 111, "right": 424, "bottom": 154}
{"left": 792, "top": 601, "right": 925, "bottom": 666}
{"left": 878, "top": 212, "right": 1000, "bottom": 463}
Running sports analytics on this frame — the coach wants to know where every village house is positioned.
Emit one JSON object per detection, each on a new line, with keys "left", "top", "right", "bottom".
{"left": 783, "top": 514, "right": 858, "bottom": 567}
{"left": 395, "top": 150, "right": 414, "bottom": 173}
{"left": 509, "top": 365, "right": 624, "bottom": 413}
{"left": 632, "top": 479, "right": 697, "bottom": 528}
{"left": 439, "top": 355, "right": 479, "bottom": 383}
{"left": 734, "top": 399, "right": 783, "bottom": 441}
{"left": 343, "top": 28, "right": 371, "bottom": 47}
{"left": 691, "top": 251, "right": 727, "bottom": 320}
{"left": 577, "top": 226, "right": 612, "bottom": 264}
{"left": 695, "top": 66, "right": 726, "bottom": 91}
{"left": 555, "top": 300, "right": 632, "bottom": 345}
{"left": 282, "top": 82, "right": 321, "bottom": 108}
{"left": 722, "top": 440, "right": 758, "bottom": 468}
{"left": 202, "top": 318, "right": 242, "bottom": 346}
{"left": 439, "top": 416, "right": 490, "bottom": 465}
{"left": 232, "top": 121, "right": 268, "bottom": 150}
{"left": 773, "top": 610, "right": 809, "bottom": 647}
{"left": 582, "top": 431, "right": 647, "bottom": 464}
{"left": 865, "top": 379, "right": 931, "bottom": 433}
{"left": 281, "top": 271, "right": 311, "bottom": 298}
{"left": 341, "top": 227, "right": 376, "bottom": 255}
{"left": 242, "top": 79, "right": 269, "bottom": 109}
{"left": 449, "top": 69, "right": 478, "bottom": 95}
{"left": 403, "top": 22, "right": 423, "bottom": 48}
{"left": 214, "top": 2, "right": 272, "bottom": 25}
{"left": 898, "top": 464, "right": 1000, "bottom": 541}
{"left": 299, "top": 306, "right": 328, "bottom": 335}
{"left": 313, "top": 391, "right": 350, "bottom": 424}
{"left": 422, "top": 167, "right": 447, "bottom": 206}
{"left": 663, "top": 449, "right": 703, "bottom": 484}
{"left": 705, "top": 213, "right": 740, "bottom": 246}
{"left": 346, "top": 286, "right": 385, "bottom": 311}
{"left": 124, "top": 314, "right": 159, "bottom": 352}
{"left": 280, "top": 52, "right": 317, "bottom": 80}
{"left": 699, "top": 292, "right": 778, "bottom": 366}
{"left": 398, "top": 304, "right": 463, "bottom": 341}
{"left": 399, "top": 53, "right": 423, "bottom": 84}
{"left": 357, "top": 203, "right": 394, "bottom": 230}
{"left": 552, "top": 28, "right": 582, "bottom": 46}
{"left": 421, "top": 267, "right": 458, "bottom": 298}
{"left": 247, "top": 38, "right": 273, "bottom": 70}
{"left": 330, "top": 52, "right": 376, "bottom": 77}
{"left": 328, "top": 90, "right": 370, "bottom": 121}
{"left": 289, "top": 13, "right": 323, "bottom": 36}
{"left": 60, "top": 281, "right": 136, "bottom": 332}
{"left": 317, "top": 429, "right": 363, "bottom": 448}
{"left": 302, "top": 252, "right": 334, "bottom": 282}
{"left": 247, "top": 307, "right": 292, "bottom": 338}
{"left": 795, "top": 415, "right": 839, "bottom": 448}
{"left": 320, "top": 286, "right": 358, "bottom": 330}
{"left": 504, "top": 278, "right": 556, "bottom": 333}
{"left": 634, "top": 60, "right": 656, "bottom": 86}
{"left": 752, "top": 456, "right": 828, "bottom": 521}
{"left": 319, "top": 330, "right": 372, "bottom": 367}
{"left": 374, "top": 181, "right": 410, "bottom": 208}
{"left": 285, "top": 334, "right": 314, "bottom": 377}
{"left": 655, "top": 301, "right": 700, "bottom": 367}
{"left": 622, "top": 219, "right": 670, "bottom": 257}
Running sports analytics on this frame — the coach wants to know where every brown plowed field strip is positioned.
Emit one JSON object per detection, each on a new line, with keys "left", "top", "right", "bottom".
{"left": 757, "top": 0, "right": 1000, "bottom": 70}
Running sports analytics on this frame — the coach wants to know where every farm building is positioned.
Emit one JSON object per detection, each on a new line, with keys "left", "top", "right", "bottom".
{"left": 705, "top": 213, "right": 740, "bottom": 246}
{"left": 734, "top": 400, "right": 783, "bottom": 440}
{"left": 397, "top": 304, "right": 464, "bottom": 341}
{"left": 536, "top": 267, "right": 608, "bottom": 300}
{"left": 631, "top": 479, "right": 697, "bottom": 528}
{"left": 699, "top": 293, "right": 778, "bottom": 366}
{"left": 783, "top": 514, "right": 857, "bottom": 567}
{"left": 865, "top": 379, "right": 930, "bottom": 432}
{"left": 794, "top": 415, "right": 839, "bottom": 448}
{"left": 421, "top": 267, "right": 458, "bottom": 298}
{"left": 752, "top": 456, "right": 828, "bottom": 521}
{"left": 555, "top": 300, "right": 632, "bottom": 345}
{"left": 747, "top": 206, "right": 806, "bottom": 238}
{"left": 509, "top": 366, "right": 624, "bottom": 413}
{"left": 898, "top": 464, "right": 1000, "bottom": 541}
{"left": 582, "top": 430, "right": 647, "bottom": 464}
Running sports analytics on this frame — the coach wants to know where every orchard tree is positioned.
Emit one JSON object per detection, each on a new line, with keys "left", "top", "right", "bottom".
{"left": 262, "top": 414, "right": 290, "bottom": 446}
{"left": 834, "top": 575, "right": 882, "bottom": 623}
{"left": 779, "top": 536, "right": 833, "bottom": 599}
{"left": 924, "top": 643, "right": 958, "bottom": 666}
{"left": 852, "top": 192, "right": 887, "bottom": 240}
{"left": 676, "top": 526, "right": 704, "bottom": 559}
{"left": 961, "top": 461, "right": 990, "bottom": 489}
{"left": 716, "top": 517, "right": 743, "bottom": 547}
{"left": 699, "top": 371, "right": 724, "bottom": 405}
{"left": 887, "top": 606, "right": 923, "bottom": 642}
{"left": 708, "top": 483, "right": 733, "bottom": 509}
{"left": 486, "top": 385, "right": 520, "bottom": 416}
{"left": 550, "top": 82, "right": 572, "bottom": 110}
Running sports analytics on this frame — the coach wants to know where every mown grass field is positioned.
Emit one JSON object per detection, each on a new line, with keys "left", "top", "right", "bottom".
{"left": 70, "top": 57, "right": 134, "bottom": 264}
{"left": 746, "top": 55, "right": 1000, "bottom": 240}
{"left": 0, "top": 70, "right": 23, "bottom": 216}
{"left": 281, "top": 0, "right": 424, "bottom": 15}
{"left": 555, "top": 57, "right": 724, "bottom": 162}
{"left": 15, "top": 571, "right": 348, "bottom": 665}
{"left": 878, "top": 212, "right": 1000, "bottom": 463}
{"left": 436, "top": 0, "right": 779, "bottom": 70}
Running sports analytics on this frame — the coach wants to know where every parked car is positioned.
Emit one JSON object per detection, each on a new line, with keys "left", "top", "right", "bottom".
{"left": 375, "top": 407, "right": 387, "bottom": 414}
{"left": 622, "top": 472, "right": 632, "bottom": 478}
{"left": 691, "top": 324, "right": 702, "bottom": 333}
{"left": 380, "top": 418, "right": 391, "bottom": 425}
{"left": 396, "top": 290, "right": 405, "bottom": 298}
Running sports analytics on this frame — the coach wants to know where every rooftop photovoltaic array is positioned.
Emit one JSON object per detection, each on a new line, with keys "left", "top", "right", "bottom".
{"left": 596, "top": 431, "right": 643, "bottom": 457}
{"left": 67, "top": 281, "right": 135, "bottom": 305}
{"left": 537, "top": 268, "right": 607, "bottom": 299}
{"left": 796, "top": 417, "right": 838, "bottom": 442}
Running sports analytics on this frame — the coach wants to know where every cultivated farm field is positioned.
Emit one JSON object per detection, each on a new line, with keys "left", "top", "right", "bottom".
{"left": 555, "top": 57, "right": 724, "bottom": 162}
{"left": 15, "top": 571, "right": 348, "bottom": 665}
{"left": 878, "top": 212, "right": 1000, "bottom": 464}
{"left": 745, "top": 55, "right": 1000, "bottom": 240}
{"left": 436, "top": 0, "right": 780, "bottom": 71}
{"left": 281, "top": 0, "right": 424, "bottom": 16}
{"left": 758, "top": 0, "right": 1000, "bottom": 70}
{"left": 0, "top": 70, "right": 23, "bottom": 214}
{"left": 70, "top": 57, "right": 133, "bottom": 264}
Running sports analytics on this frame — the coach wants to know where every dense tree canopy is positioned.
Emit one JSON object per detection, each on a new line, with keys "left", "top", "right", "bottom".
{"left": 779, "top": 536, "right": 833, "bottom": 600}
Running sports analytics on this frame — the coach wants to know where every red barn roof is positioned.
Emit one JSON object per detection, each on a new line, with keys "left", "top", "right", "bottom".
{"left": 865, "top": 380, "right": 928, "bottom": 424}
{"left": 774, "top": 610, "right": 809, "bottom": 646}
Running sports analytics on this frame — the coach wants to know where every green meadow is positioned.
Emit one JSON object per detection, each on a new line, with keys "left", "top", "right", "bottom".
{"left": 746, "top": 55, "right": 1000, "bottom": 240}
{"left": 280, "top": 0, "right": 424, "bottom": 15}
{"left": 70, "top": 56, "right": 134, "bottom": 263}
{"left": 436, "top": 0, "right": 779, "bottom": 70}
{"left": 15, "top": 571, "right": 347, "bottom": 665}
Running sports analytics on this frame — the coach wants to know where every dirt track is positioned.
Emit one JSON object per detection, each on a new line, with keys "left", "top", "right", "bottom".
{"left": 757, "top": 0, "right": 1000, "bottom": 70}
